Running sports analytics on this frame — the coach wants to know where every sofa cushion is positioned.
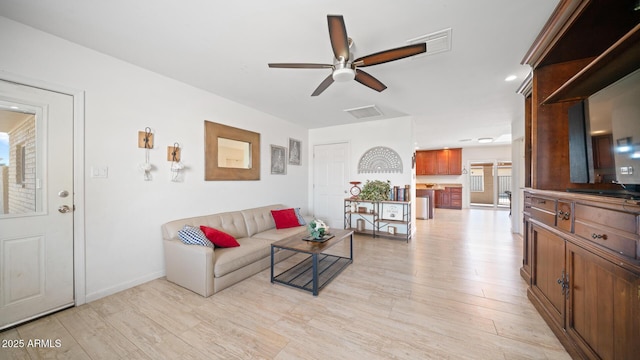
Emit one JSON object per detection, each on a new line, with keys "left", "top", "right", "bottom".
{"left": 177, "top": 225, "right": 214, "bottom": 248}
{"left": 200, "top": 226, "right": 240, "bottom": 248}
{"left": 271, "top": 208, "right": 301, "bottom": 229}
{"left": 251, "top": 226, "right": 308, "bottom": 242}
{"left": 162, "top": 211, "right": 249, "bottom": 240}
{"left": 213, "top": 238, "right": 271, "bottom": 277}
{"left": 241, "top": 205, "right": 283, "bottom": 237}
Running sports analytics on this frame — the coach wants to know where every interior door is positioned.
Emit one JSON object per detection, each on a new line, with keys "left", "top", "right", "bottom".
{"left": 0, "top": 80, "right": 74, "bottom": 330}
{"left": 313, "top": 143, "right": 348, "bottom": 228}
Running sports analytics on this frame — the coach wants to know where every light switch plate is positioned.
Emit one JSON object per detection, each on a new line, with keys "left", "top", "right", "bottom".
{"left": 91, "top": 166, "right": 108, "bottom": 178}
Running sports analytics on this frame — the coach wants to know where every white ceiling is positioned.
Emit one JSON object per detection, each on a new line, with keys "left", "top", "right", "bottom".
{"left": 0, "top": 0, "right": 559, "bottom": 150}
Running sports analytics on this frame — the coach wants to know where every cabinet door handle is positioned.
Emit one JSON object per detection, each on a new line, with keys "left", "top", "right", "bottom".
{"left": 557, "top": 271, "right": 570, "bottom": 299}
{"left": 591, "top": 233, "right": 608, "bottom": 240}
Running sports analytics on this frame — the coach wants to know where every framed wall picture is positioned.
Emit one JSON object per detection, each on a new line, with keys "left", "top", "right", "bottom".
{"left": 270, "top": 145, "right": 287, "bottom": 175}
{"left": 381, "top": 204, "right": 401, "bottom": 220}
{"left": 288, "top": 138, "right": 301, "bottom": 165}
{"left": 204, "top": 121, "right": 260, "bottom": 181}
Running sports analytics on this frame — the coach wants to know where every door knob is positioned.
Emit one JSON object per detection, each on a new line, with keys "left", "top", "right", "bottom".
{"left": 58, "top": 205, "right": 72, "bottom": 213}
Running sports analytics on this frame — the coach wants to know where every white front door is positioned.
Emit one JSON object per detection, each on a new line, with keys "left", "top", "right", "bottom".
{"left": 313, "top": 143, "right": 349, "bottom": 228}
{"left": 0, "top": 80, "right": 74, "bottom": 330}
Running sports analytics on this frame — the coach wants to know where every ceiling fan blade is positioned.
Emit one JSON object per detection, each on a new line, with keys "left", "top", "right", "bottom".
{"left": 268, "top": 63, "right": 333, "bottom": 69}
{"left": 327, "top": 15, "right": 350, "bottom": 61}
{"left": 355, "top": 69, "right": 387, "bottom": 92}
{"left": 354, "top": 43, "right": 427, "bottom": 67}
{"left": 311, "top": 74, "right": 335, "bottom": 96}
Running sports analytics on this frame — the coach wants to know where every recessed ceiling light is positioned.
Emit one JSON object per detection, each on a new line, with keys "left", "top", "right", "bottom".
{"left": 459, "top": 138, "right": 472, "bottom": 142}
{"left": 478, "top": 138, "right": 494, "bottom": 143}
{"left": 505, "top": 75, "right": 517, "bottom": 82}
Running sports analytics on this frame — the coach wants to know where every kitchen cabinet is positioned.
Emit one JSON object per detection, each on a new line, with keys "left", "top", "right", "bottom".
{"left": 415, "top": 148, "right": 462, "bottom": 175}
{"left": 434, "top": 187, "right": 462, "bottom": 210}
{"left": 416, "top": 151, "right": 436, "bottom": 175}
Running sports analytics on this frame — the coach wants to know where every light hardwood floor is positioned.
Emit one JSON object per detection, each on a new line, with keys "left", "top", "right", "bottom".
{"left": 1, "top": 209, "right": 570, "bottom": 359}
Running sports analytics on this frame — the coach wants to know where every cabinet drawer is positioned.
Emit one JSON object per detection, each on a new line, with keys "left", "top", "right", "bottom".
{"left": 531, "top": 196, "right": 556, "bottom": 213}
{"left": 574, "top": 204, "right": 637, "bottom": 234}
{"left": 574, "top": 221, "right": 637, "bottom": 258}
{"left": 530, "top": 208, "right": 556, "bottom": 227}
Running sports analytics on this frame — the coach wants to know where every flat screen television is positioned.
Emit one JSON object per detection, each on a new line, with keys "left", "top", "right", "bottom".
{"left": 568, "top": 68, "right": 640, "bottom": 194}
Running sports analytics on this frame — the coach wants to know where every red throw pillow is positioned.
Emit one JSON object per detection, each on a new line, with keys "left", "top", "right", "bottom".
{"left": 200, "top": 226, "right": 240, "bottom": 248}
{"left": 271, "top": 208, "right": 301, "bottom": 229}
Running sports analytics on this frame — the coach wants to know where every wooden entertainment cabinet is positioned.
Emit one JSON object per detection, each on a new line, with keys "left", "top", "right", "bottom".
{"left": 519, "top": 1, "right": 640, "bottom": 359}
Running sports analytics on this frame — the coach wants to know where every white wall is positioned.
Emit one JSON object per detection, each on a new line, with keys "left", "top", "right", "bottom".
{"left": 0, "top": 17, "right": 309, "bottom": 301}
{"left": 308, "top": 117, "right": 415, "bottom": 227}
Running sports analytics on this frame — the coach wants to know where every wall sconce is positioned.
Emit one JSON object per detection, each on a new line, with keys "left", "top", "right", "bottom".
{"left": 462, "top": 166, "right": 468, "bottom": 174}
{"left": 168, "top": 142, "right": 185, "bottom": 182}
{"left": 138, "top": 127, "right": 154, "bottom": 149}
{"left": 138, "top": 127, "right": 154, "bottom": 181}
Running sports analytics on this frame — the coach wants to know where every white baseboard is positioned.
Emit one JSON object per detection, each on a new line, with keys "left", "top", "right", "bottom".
{"left": 84, "top": 270, "right": 165, "bottom": 303}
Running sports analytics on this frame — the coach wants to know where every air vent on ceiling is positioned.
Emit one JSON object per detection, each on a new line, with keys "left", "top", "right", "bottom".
{"left": 344, "top": 105, "right": 383, "bottom": 119}
{"left": 406, "top": 28, "right": 452, "bottom": 58}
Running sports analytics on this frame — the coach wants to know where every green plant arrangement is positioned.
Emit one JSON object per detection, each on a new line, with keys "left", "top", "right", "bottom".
{"left": 308, "top": 219, "right": 329, "bottom": 239}
{"left": 358, "top": 180, "right": 391, "bottom": 202}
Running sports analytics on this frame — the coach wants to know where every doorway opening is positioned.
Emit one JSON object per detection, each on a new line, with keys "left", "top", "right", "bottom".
{"left": 469, "top": 161, "right": 512, "bottom": 209}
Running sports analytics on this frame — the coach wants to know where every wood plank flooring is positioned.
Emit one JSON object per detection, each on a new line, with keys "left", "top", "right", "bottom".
{"left": 1, "top": 209, "right": 570, "bottom": 359}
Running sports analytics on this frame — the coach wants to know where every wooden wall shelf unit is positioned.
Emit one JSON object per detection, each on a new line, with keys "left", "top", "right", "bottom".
{"left": 520, "top": 1, "right": 640, "bottom": 358}
{"left": 344, "top": 199, "right": 411, "bottom": 242}
{"left": 416, "top": 148, "right": 462, "bottom": 175}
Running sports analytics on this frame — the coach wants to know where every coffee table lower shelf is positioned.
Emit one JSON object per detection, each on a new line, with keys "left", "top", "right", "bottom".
{"left": 272, "top": 254, "right": 352, "bottom": 296}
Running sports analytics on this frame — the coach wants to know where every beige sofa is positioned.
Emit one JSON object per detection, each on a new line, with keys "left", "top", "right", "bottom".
{"left": 161, "top": 204, "right": 310, "bottom": 297}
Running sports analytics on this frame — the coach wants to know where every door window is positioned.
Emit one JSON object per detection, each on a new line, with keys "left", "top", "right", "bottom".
{"left": 0, "top": 104, "right": 42, "bottom": 216}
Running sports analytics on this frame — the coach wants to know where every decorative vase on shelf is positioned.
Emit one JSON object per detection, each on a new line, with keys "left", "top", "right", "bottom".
{"left": 308, "top": 219, "right": 329, "bottom": 239}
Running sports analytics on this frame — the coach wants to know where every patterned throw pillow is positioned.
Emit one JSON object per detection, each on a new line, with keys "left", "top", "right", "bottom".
{"left": 294, "top": 207, "right": 306, "bottom": 225}
{"left": 177, "top": 225, "right": 214, "bottom": 248}
{"left": 200, "top": 226, "right": 240, "bottom": 248}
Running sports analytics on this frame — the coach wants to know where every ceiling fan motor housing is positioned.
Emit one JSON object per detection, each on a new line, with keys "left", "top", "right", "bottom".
{"left": 332, "top": 61, "right": 355, "bottom": 82}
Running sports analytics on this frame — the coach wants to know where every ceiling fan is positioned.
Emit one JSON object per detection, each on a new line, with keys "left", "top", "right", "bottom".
{"left": 268, "top": 15, "right": 427, "bottom": 96}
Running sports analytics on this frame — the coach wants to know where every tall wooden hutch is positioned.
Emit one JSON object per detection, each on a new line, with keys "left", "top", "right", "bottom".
{"left": 518, "top": 1, "right": 640, "bottom": 359}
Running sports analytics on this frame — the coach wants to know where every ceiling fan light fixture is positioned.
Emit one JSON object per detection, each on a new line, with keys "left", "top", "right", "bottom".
{"left": 333, "top": 67, "right": 355, "bottom": 82}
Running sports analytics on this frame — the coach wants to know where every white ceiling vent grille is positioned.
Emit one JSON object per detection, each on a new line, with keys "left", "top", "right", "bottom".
{"left": 344, "top": 105, "right": 383, "bottom": 119}
{"left": 406, "top": 28, "right": 452, "bottom": 58}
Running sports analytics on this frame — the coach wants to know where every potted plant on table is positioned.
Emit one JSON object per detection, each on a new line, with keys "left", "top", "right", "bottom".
{"left": 358, "top": 180, "right": 391, "bottom": 202}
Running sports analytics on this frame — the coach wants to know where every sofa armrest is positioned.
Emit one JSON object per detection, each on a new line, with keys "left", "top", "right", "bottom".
{"left": 163, "top": 239, "right": 215, "bottom": 297}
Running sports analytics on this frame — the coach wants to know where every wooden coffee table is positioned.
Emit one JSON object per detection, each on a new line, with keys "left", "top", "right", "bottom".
{"left": 270, "top": 229, "right": 353, "bottom": 296}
